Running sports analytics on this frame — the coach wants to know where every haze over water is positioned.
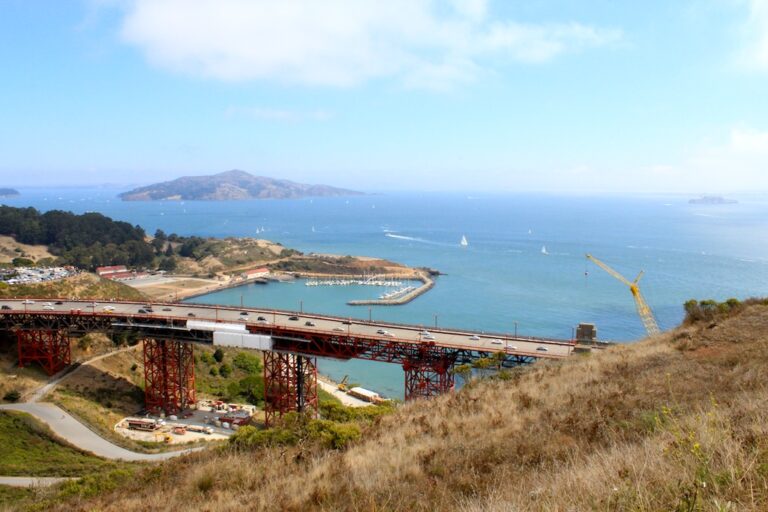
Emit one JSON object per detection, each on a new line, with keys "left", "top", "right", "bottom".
{"left": 5, "top": 187, "right": 768, "bottom": 397}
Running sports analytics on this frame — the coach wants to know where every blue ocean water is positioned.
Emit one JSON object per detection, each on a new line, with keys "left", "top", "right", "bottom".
{"left": 5, "top": 187, "right": 768, "bottom": 397}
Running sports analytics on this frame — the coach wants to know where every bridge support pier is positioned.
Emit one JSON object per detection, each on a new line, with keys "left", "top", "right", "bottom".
{"left": 143, "top": 338, "right": 195, "bottom": 415}
{"left": 403, "top": 357, "right": 455, "bottom": 401}
{"left": 16, "top": 329, "right": 71, "bottom": 375}
{"left": 264, "top": 351, "right": 318, "bottom": 427}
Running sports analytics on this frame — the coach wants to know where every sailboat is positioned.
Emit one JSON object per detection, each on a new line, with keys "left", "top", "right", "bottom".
{"left": 460, "top": 235, "right": 468, "bottom": 247}
{"left": 541, "top": 245, "right": 549, "bottom": 255}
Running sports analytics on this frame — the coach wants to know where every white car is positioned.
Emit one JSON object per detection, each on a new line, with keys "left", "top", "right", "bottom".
{"left": 423, "top": 334, "right": 436, "bottom": 341}
{"left": 468, "top": 335, "right": 480, "bottom": 341}
{"left": 22, "top": 299, "right": 35, "bottom": 304}
{"left": 491, "top": 339, "right": 503, "bottom": 345}
{"left": 332, "top": 327, "right": 345, "bottom": 332}
{"left": 419, "top": 330, "right": 431, "bottom": 336}
{"left": 536, "top": 346, "right": 549, "bottom": 352}
{"left": 43, "top": 305, "right": 55, "bottom": 311}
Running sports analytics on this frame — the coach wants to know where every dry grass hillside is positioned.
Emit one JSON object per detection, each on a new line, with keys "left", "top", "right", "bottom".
{"left": 38, "top": 302, "right": 768, "bottom": 512}
{"left": 0, "top": 273, "right": 147, "bottom": 301}
{"left": 0, "top": 235, "right": 54, "bottom": 264}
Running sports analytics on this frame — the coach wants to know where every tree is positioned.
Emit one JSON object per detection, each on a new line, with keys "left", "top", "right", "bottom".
{"left": 213, "top": 348, "right": 224, "bottom": 363}
{"left": 219, "top": 363, "right": 232, "bottom": 378}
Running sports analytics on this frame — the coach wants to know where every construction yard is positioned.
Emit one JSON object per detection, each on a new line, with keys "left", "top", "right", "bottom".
{"left": 114, "top": 400, "right": 257, "bottom": 445}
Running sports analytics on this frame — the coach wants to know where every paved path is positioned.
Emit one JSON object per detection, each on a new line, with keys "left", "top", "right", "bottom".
{"left": 0, "top": 403, "right": 203, "bottom": 462}
{"left": 0, "top": 477, "right": 76, "bottom": 488}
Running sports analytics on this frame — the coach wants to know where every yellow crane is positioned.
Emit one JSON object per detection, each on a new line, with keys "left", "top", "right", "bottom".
{"left": 585, "top": 254, "right": 661, "bottom": 336}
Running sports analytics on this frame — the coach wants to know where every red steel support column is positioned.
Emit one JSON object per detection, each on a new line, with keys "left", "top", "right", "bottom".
{"left": 403, "top": 357, "right": 454, "bottom": 401}
{"left": 143, "top": 339, "right": 195, "bottom": 415}
{"left": 16, "top": 329, "right": 70, "bottom": 376}
{"left": 264, "top": 351, "right": 318, "bottom": 427}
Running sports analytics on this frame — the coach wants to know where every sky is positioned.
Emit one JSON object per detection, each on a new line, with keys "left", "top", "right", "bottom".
{"left": 1, "top": 0, "right": 768, "bottom": 193}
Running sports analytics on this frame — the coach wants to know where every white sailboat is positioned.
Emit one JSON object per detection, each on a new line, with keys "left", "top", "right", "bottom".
{"left": 460, "top": 235, "right": 468, "bottom": 247}
{"left": 541, "top": 245, "right": 549, "bottom": 255}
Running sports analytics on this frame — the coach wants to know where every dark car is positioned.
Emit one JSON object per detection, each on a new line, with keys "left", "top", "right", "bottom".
{"left": 288, "top": 316, "right": 299, "bottom": 321}
{"left": 342, "top": 320, "right": 352, "bottom": 325}
{"left": 257, "top": 316, "right": 267, "bottom": 321}
{"left": 145, "top": 308, "right": 154, "bottom": 313}
{"left": 162, "top": 307, "right": 172, "bottom": 312}
{"left": 305, "top": 321, "right": 316, "bottom": 327}
{"left": 1, "top": 305, "right": 11, "bottom": 310}
{"left": 188, "top": 312, "right": 196, "bottom": 317}
{"left": 240, "top": 311, "right": 248, "bottom": 316}
{"left": 54, "top": 301, "right": 63, "bottom": 305}
{"left": 137, "top": 309, "right": 147, "bottom": 314}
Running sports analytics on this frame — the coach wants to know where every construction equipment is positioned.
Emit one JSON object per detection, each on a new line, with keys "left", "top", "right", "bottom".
{"left": 337, "top": 375, "right": 349, "bottom": 392}
{"left": 585, "top": 254, "right": 661, "bottom": 337}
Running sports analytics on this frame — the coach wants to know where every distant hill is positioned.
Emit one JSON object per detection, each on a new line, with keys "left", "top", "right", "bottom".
{"left": 0, "top": 188, "right": 19, "bottom": 197}
{"left": 118, "top": 170, "right": 363, "bottom": 201}
{"left": 689, "top": 195, "right": 738, "bottom": 205}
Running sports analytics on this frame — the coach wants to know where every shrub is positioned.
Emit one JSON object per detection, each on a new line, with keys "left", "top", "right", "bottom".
{"left": 233, "top": 352, "right": 261, "bottom": 373}
{"left": 213, "top": 348, "right": 224, "bottom": 363}
{"left": 209, "top": 367, "right": 218, "bottom": 377}
{"left": 219, "top": 364, "right": 232, "bottom": 378}
{"left": 3, "top": 390, "right": 21, "bottom": 402}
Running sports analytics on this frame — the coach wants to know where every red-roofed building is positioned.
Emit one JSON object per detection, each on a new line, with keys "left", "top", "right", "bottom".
{"left": 96, "top": 265, "right": 128, "bottom": 278}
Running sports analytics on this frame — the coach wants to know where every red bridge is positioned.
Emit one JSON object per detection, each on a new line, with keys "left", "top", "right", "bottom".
{"left": 0, "top": 299, "right": 575, "bottom": 425}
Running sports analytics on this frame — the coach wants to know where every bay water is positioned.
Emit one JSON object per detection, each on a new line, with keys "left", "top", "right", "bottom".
{"left": 5, "top": 187, "right": 768, "bottom": 398}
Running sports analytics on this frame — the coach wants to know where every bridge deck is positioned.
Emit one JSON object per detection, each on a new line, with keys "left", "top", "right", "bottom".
{"left": 0, "top": 299, "right": 575, "bottom": 360}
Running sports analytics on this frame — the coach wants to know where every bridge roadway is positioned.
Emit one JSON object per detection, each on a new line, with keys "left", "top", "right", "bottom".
{"left": 0, "top": 299, "right": 575, "bottom": 361}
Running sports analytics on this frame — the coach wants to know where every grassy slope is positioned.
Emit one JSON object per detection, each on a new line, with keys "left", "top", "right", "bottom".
{"left": 0, "top": 273, "right": 147, "bottom": 301}
{"left": 47, "top": 302, "right": 768, "bottom": 512}
{"left": 0, "top": 411, "right": 127, "bottom": 477}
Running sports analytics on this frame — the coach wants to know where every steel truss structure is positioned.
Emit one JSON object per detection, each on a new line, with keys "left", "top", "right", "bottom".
{"left": 16, "top": 329, "right": 70, "bottom": 375}
{"left": 264, "top": 351, "right": 318, "bottom": 426}
{"left": 143, "top": 338, "right": 196, "bottom": 415}
{"left": 1, "top": 303, "right": 560, "bottom": 416}
{"left": 403, "top": 356, "right": 455, "bottom": 400}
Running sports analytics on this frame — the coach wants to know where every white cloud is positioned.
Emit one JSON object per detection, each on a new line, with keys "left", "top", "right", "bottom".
{"left": 225, "top": 106, "right": 332, "bottom": 122}
{"left": 116, "top": 0, "right": 620, "bottom": 87}
{"left": 738, "top": 0, "right": 768, "bottom": 70}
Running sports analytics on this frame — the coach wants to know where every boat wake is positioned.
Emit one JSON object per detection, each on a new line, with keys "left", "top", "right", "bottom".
{"left": 385, "top": 233, "right": 430, "bottom": 243}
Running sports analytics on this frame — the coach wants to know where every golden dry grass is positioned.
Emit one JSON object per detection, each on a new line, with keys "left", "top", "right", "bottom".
{"left": 0, "top": 235, "right": 53, "bottom": 263}
{"left": 40, "top": 304, "right": 768, "bottom": 512}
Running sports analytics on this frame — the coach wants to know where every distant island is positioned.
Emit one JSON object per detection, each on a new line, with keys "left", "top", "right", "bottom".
{"left": 119, "top": 170, "right": 363, "bottom": 201}
{"left": 689, "top": 195, "right": 738, "bottom": 205}
{"left": 0, "top": 188, "right": 19, "bottom": 197}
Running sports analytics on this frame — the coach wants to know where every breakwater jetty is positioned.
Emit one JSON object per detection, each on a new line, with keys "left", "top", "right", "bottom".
{"left": 347, "top": 271, "right": 435, "bottom": 306}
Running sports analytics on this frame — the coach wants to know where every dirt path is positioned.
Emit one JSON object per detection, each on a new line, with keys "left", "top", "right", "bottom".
{"left": 0, "top": 476, "right": 76, "bottom": 488}
{"left": 26, "top": 346, "right": 139, "bottom": 403}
